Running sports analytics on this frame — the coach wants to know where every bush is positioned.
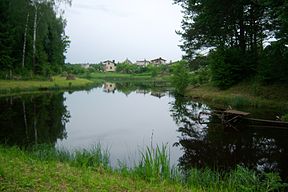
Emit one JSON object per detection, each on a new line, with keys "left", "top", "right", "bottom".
{"left": 281, "top": 114, "right": 288, "bottom": 122}
{"left": 258, "top": 42, "right": 288, "bottom": 84}
{"left": 189, "top": 66, "right": 211, "bottom": 85}
{"left": 171, "top": 60, "right": 190, "bottom": 93}
{"left": 209, "top": 48, "right": 256, "bottom": 89}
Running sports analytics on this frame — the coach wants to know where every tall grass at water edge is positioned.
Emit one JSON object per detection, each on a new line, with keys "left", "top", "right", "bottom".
{"left": 2, "top": 144, "right": 287, "bottom": 191}
{"left": 30, "top": 144, "right": 110, "bottom": 170}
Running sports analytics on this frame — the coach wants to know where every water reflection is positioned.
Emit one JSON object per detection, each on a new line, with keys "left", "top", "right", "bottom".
{"left": 0, "top": 93, "right": 69, "bottom": 148}
{"left": 103, "top": 82, "right": 116, "bottom": 93}
{"left": 170, "top": 95, "right": 288, "bottom": 180}
{"left": 103, "top": 81, "right": 171, "bottom": 98}
{"left": 0, "top": 85, "right": 288, "bottom": 181}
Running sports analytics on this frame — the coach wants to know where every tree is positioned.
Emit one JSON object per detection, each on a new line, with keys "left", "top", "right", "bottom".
{"left": 0, "top": 0, "right": 71, "bottom": 78}
{"left": 174, "top": 0, "right": 286, "bottom": 87}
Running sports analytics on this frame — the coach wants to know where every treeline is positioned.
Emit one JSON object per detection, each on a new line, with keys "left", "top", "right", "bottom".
{"left": 0, "top": 0, "right": 70, "bottom": 79}
{"left": 174, "top": 0, "right": 288, "bottom": 89}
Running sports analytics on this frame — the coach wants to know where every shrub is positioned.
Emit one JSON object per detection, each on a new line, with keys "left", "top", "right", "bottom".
{"left": 171, "top": 61, "right": 190, "bottom": 94}
{"left": 258, "top": 42, "right": 288, "bottom": 84}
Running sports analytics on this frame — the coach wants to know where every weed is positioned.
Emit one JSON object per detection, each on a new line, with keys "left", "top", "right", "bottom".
{"left": 229, "top": 95, "right": 251, "bottom": 107}
{"left": 281, "top": 114, "right": 288, "bottom": 122}
{"left": 133, "top": 145, "right": 172, "bottom": 182}
{"left": 72, "top": 144, "right": 110, "bottom": 169}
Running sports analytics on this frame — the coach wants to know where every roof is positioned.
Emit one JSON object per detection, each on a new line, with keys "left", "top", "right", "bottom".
{"left": 103, "top": 60, "right": 115, "bottom": 64}
{"left": 151, "top": 57, "right": 166, "bottom": 62}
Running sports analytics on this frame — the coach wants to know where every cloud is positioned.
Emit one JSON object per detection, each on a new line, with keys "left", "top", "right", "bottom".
{"left": 73, "top": 2, "right": 131, "bottom": 17}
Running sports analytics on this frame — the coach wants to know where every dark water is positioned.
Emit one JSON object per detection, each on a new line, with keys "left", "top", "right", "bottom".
{"left": 1, "top": 83, "right": 288, "bottom": 181}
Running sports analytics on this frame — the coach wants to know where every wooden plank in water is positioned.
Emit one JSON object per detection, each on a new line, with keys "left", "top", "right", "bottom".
{"left": 245, "top": 118, "right": 288, "bottom": 127}
{"left": 223, "top": 110, "right": 250, "bottom": 116}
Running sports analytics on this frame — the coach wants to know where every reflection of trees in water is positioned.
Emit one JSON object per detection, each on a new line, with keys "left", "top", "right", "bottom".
{"left": 0, "top": 93, "right": 69, "bottom": 148}
{"left": 170, "top": 95, "right": 288, "bottom": 180}
{"left": 109, "top": 81, "right": 170, "bottom": 96}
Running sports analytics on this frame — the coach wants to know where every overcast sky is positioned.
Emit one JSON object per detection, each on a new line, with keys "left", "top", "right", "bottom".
{"left": 64, "top": 0, "right": 183, "bottom": 63}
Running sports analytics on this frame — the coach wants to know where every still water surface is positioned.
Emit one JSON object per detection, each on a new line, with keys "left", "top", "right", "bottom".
{"left": 0, "top": 84, "right": 288, "bottom": 181}
{"left": 57, "top": 87, "right": 182, "bottom": 166}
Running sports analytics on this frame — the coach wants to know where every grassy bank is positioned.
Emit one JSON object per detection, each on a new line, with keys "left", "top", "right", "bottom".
{"left": 83, "top": 72, "right": 171, "bottom": 83}
{"left": 0, "top": 76, "right": 93, "bottom": 97}
{"left": 0, "top": 145, "right": 286, "bottom": 192}
{"left": 185, "top": 83, "right": 288, "bottom": 109}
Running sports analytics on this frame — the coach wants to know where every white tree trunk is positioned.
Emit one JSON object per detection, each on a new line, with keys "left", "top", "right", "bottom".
{"left": 22, "top": 12, "right": 29, "bottom": 68}
{"left": 22, "top": 101, "right": 29, "bottom": 140}
{"left": 33, "top": 5, "right": 38, "bottom": 70}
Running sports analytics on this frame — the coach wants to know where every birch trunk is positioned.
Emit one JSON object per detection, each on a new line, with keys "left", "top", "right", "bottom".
{"left": 33, "top": 5, "right": 38, "bottom": 71}
{"left": 33, "top": 103, "right": 38, "bottom": 145}
{"left": 22, "top": 12, "right": 29, "bottom": 68}
{"left": 22, "top": 101, "right": 29, "bottom": 140}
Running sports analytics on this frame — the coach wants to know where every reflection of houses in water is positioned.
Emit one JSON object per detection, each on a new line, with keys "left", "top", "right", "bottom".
{"left": 136, "top": 90, "right": 150, "bottom": 95}
{"left": 103, "top": 82, "right": 116, "bottom": 93}
{"left": 150, "top": 91, "right": 165, "bottom": 98}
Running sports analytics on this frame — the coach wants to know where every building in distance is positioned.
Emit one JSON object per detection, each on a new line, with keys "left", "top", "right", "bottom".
{"left": 103, "top": 60, "right": 117, "bottom": 72}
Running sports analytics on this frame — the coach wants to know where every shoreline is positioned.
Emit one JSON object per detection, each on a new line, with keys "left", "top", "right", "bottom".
{"left": 184, "top": 84, "right": 288, "bottom": 109}
{"left": 0, "top": 76, "right": 93, "bottom": 97}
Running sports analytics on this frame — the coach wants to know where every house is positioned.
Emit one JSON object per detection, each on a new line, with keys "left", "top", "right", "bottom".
{"left": 150, "top": 57, "right": 166, "bottom": 65}
{"left": 80, "top": 63, "right": 91, "bottom": 69}
{"left": 136, "top": 59, "right": 150, "bottom": 66}
{"left": 103, "top": 60, "right": 116, "bottom": 72}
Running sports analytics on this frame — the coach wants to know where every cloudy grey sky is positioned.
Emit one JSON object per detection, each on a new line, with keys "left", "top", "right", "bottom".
{"left": 64, "top": 0, "right": 183, "bottom": 63}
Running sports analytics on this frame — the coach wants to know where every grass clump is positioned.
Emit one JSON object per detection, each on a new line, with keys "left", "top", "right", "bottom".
{"left": 185, "top": 166, "right": 288, "bottom": 191}
{"left": 134, "top": 145, "right": 171, "bottom": 182}
{"left": 30, "top": 144, "right": 110, "bottom": 170}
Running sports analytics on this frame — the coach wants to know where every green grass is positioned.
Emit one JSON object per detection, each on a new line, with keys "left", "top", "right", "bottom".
{"left": 185, "top": 83, "right": 288, "bottom": 109}
{"left": 0, "top": 144, "right": 286, "bottom": 191}
{"left": 85, "top": 72, "right": 171, "bottom": 83}
{"left": 0, "top": 145, "right": 186, "bottom": 192}
{"left": 133, "top": 145, "right": 171, "bottom": 182}
{"left": 0, "top": 76, "right": 93, "bottom": 97}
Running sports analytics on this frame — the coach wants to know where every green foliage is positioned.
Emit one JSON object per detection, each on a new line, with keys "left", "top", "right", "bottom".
{"left": 186, "top": 165, "right": 288, "bottom": 191}
{"left": 171, "top": 60, "right": 189, "bottom": 93}
{"left": 186, "top": 168, "right": 221, "bottom": 189}
{"left": 189, "top": 55, "right": 209, "bottom": 71}
{"left": 0, "top": 164, "right": 4, "bottom": 177}
{"left": 116, "top": 63, "right": 144, "bottom": 74}
{"left": 175, "top": 0, "right": 288, "bottom": 88}
{"left": 72, "top": 145, "right": 110, "bottom": 169}
{"left": 189, "top": 66, "right": 211, "bottom": 85}
{"left": 134, "top": 145, "right": 171, "bottom": 182}
{"left": 281, "top": 114, "right": 288, "bottom": 122}
{"left": 64, "top": 64, "right": 86, "bottom": 75}
{"left": 258, "top": 42, "right": 288, "bottom": 84}
{"left": 209, "top": 48, "right": 256, "bottom": 89}
{"left": 0, "top": 0, "right": 70, "bottom": 77}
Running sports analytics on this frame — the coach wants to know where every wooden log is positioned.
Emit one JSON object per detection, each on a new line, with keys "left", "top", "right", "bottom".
{"left": 244, "top": 118, "right": 288, "bottom": 127}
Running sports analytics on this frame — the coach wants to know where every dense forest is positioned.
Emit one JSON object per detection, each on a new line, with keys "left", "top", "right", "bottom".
{"left": 0, "top": 0, "right": 71, "bottom": 78}
{"left": 174, "top": 0, "right": 288, "bottom": 88}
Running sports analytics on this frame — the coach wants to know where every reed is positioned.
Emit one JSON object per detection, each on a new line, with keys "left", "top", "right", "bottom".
{"left": 133, "top": 145, "right": 172, "bottom": 181}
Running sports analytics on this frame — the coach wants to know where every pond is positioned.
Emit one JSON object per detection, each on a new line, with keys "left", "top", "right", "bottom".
{"left": 1, "top": 83, "right": 288, "bottom": 181}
